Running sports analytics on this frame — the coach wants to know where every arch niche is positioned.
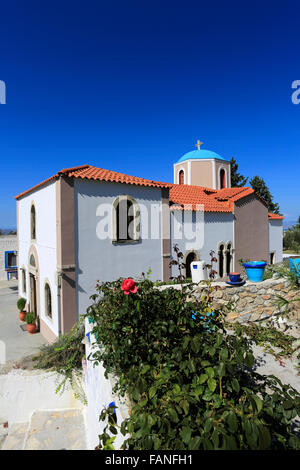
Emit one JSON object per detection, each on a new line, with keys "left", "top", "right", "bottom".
{"left": 28, "top": 245, "right": 40, "bottom": 330}
{"left": 184, "top": 250, "right": 200, "bottom": 279}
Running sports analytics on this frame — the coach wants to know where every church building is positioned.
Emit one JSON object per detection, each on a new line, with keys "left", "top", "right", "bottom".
{"left": 15, "top": 142, "right": 283, "bottom": 342}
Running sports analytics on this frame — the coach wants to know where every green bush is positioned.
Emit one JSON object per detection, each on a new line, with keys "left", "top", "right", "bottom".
{"left": 86, "top": 273, "right": 300, "bottom": 450}
{"left": 25, "top": 312, "right": 35, "bottom": 324}
{"left": 17, "top": 297, "right": 26, "bottom": 311}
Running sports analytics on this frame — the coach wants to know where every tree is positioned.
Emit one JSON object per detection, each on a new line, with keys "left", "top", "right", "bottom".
{"left": 294, "top": 216, "right": 300, "bottom": 230}
{"left": 230, "top": 157, "right": 248, "bottom": 187}
{"left": 249, "top": 175, "right": 280, "bottom": 214}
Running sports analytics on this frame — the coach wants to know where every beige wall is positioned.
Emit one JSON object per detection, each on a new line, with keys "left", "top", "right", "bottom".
{"left": 234, "top": 194, "right": 269, "bottom": 271}
{"left": 190, "top": 161, "right": 213, "bottom": 187}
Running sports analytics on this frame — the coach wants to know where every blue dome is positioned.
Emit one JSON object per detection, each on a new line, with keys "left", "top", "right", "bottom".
{"left": 177, "top": 149, "right": 225, "bottom": 163}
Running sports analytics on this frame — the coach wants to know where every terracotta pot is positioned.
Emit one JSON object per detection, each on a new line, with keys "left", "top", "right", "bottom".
{"left": 19, "top": 311, "right": 27, "bottom": 322}
{"left": 27, "top": 323, "right": 37, "bottom": 334}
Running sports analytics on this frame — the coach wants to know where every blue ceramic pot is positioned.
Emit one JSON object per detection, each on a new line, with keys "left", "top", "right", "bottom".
{"left": 289, "top": 258, "right": 300, "bottom": 279}
{"left": 229, "top": 272, "right": 242, "bottom": 283}
{"left": 243, "top": 261, "right": 266, "bottom": 282}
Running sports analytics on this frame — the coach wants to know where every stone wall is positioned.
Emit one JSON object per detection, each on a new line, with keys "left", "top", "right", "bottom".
{"left": 193, "top": 277, "right": 300, "bottom": 323}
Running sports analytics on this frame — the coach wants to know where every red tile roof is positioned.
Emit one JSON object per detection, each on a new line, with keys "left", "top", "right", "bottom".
{"left": 268, "top": 212, "right": 284, "bottom": 220}
{"left": 15, "top": 165, "right": 172, "bottom": 199}
{"left": 169, "top": 185, "right": 256, "bottom": 212}
{"left": 14, "top": 164, "right": 271, "bottom": 216}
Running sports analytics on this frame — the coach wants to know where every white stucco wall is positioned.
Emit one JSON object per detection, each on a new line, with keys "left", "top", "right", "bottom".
{"left": 0, "top": 236, "right": 17, "bottom": 281}
{"left": 75, "top": 179, "right": 164, "bottom": 317}
{"left": 0, "top": 370, "right": 82, "bottom": 424}
{"left": 17, "top": 181, "right": 58, "bottom": 337}
{"left": 84, "top": 318, "right": 129, "bottom": 450}
{"left": 269, "top": 219, "right": 283, "bottom": 263}
{"left": 170, "top": 210, "right": 234, "bottom": 278}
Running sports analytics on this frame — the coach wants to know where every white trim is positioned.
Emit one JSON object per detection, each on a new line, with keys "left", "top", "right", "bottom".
{"left": 212, "top": 160, "right": 216, "bottom": 189}
{"left": 174, "top": 158, "right": 230, "bottom": 164}
{"left": 187, "top": 160, "right": 191, "bottom": 185}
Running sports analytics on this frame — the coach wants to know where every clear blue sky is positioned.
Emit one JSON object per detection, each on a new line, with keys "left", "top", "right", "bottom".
{"left": 1, "top": 0, "right": 300, "bottom": 228}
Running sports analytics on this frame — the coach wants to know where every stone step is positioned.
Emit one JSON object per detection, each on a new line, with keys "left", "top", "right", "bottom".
{"left": 1, "top": 422, "right": 28, "bottom": 450}
{"left": 23, "top": 409, "right": 87, "bottom": 450}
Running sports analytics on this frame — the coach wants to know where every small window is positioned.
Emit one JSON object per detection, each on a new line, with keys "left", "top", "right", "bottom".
{"left": 31, "top": 204, "right": 36, "bottom": 240}
{"left": 45, "top": 283, "right": 52, "bottom": 319}
{"left": 5, "top": 251, "right": 17, "bottom": 268}
{"left": 29, "top": 254, "right": 36, "bottom": 267}
{"left": 22, "top": 269, "right": 26, "bottom": 293}
{"left": 179, "top": 170, "right": 184, "bottom": 185}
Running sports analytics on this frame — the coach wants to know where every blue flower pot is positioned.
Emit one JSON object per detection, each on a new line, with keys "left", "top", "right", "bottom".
{"left": 243, "top": 261, "right": 267, "bottom": 283}
{"left": 289, "top": 258, "right": 300, "bottom": 279}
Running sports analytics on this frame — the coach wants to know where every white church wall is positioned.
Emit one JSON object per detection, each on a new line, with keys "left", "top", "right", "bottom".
{"left": 269, "top": 220, "right": 283, "bottom": 263}
{"left": 75, "top": 179, "right": 164, "bottom": 317}
{"left": 170, "top": 210, "right": 234, "bottom": 278}
{"left": 17, "top": 181, "right": 59, "bottom": 337}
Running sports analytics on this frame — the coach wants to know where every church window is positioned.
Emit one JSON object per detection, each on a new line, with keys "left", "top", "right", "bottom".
{"left": 45, "top": 282, "right": 52, "bottom": 319}
{"left": 179, "top": 170, "right": 184, "bottom": 185}
{"left": 31, "top": 204, "right": 36, "bottom": 240}
{"left": 113, "top": 196, "right": 140, "bottom": 243}
{"left": 220, "top": 169, "right": 226, "bottom": 189}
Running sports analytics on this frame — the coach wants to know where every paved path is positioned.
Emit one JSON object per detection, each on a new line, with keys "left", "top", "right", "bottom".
{"left": 0, "top": 280, "right": 45, "bottom": 367}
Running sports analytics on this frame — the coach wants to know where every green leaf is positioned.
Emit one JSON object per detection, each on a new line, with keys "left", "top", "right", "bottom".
{"left": 231, "top": 378, "right": 240, "bottom": 394}
{"left": 191, "top": 337, "right": 200, "bottom": 353}
{"left": 180, "top": 426, "right": 192, "bottom": 444}
{"left": 141, "top": 364, "right": 150, "bottom": 374}
{"left": 168, "top": 408, "right": 179, "bottom": 423}
{"left": 149, "top": 387, "right": 156, "bottom": 399}
{"left": 207, "top": 378, "right": 217, "bottom": 393}
{"left": 205, "top": 367, "right": 215, "bottom": 378}
{"left": 216, "top": 362, "right": 226, "bottom": 377}
{"left": 227, "top": 411, "right": 238, "bottom": 433}
{"left": 220, "top": 348, "right": 228, "bottom": 361}
{"left": 189, "top": 436, "right": 201, "bottom": 450}
{"left": 253, "top": 395, "right": 263, "bottom": 414}
{"left": 199, "top": 373, "right": 208, "bottom": 384}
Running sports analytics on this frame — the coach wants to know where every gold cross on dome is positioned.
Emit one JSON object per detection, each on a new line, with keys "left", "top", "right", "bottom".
{"left": 195, "top": 140, "right": 203, "bottom": 150}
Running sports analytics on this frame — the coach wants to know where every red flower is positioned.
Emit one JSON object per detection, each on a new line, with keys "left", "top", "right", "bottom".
{"left": 121, "top": 278, "right": 138, "bottom": 295}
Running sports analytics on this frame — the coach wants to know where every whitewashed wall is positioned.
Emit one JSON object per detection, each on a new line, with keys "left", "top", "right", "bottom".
{"left": 0, "top": 236, "right": 17, "bottom": 281}
{"left": 170, "top": 210, "right": 234, "bottom": 278}
{"left": 75, "top": 179, "right": 164, "bottom": 317}
{"left": 84, "top": 318, "right": 129, "bottom": 450}
{"left": 269, "top": 219, "right": 283, "bottom": 263}
{"left": 17, "top": 181, "right": 59, "bottom": 337}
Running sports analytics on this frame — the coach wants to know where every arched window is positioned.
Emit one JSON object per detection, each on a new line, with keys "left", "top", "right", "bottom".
{"left": 220, "top": 169, "right": 226, "bottom": 189}
{"left": 113, "top": 196, "right": 139, "bottom": 243}
{"left": 29, "top": 254, "right": 36, "bottom": 268}
{"left": 179, "top": 170, "right": 185, "bottom": 185}
{"left": 30, "top": 204, "right": 36, "bottom": 240}
{"left": 218, "top": 243, "right": 225, "bottom": 278}
{"left": 45, "top": 282, "right": 52, "bottom": 319}
{"left": 22, "top": 268, "right": 26, "bottom": 294}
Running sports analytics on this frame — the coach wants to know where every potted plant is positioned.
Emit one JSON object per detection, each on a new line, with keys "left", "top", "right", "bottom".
{"left": 243, "top": 260, "right": 267, "bottom": 282}
{"left": 17, "top": 297, "right": 27, "bottom": 322}
{"left": 25, "top": 312, "right": 36, "bottom": 334}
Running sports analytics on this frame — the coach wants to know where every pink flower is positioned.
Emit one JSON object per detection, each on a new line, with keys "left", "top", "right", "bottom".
{"left": 121, "top": 278, "right": 138, "bottom": 295}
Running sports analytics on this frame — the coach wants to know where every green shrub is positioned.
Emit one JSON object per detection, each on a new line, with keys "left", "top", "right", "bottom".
{"left": 25, "top": 312, "right": 35, "bottom": 324}
{"left": 17, "top": 297, "right": 26, "bottom": 311}
{"left": 86, "top": 272, "right": 300, "bottom": 450}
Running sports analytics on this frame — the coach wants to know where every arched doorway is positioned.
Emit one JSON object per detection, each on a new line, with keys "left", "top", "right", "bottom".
{"left": 185, "top": 252, "right": 196, "bottom": 279}
{"left": 218, "top": 243, "right": 225, "bottom": 278}
{"left": 225, "top": 243, "right": 232, "bottom": 276}
{"left": 28, "top": 246, "right": 40, "bottom": 331}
